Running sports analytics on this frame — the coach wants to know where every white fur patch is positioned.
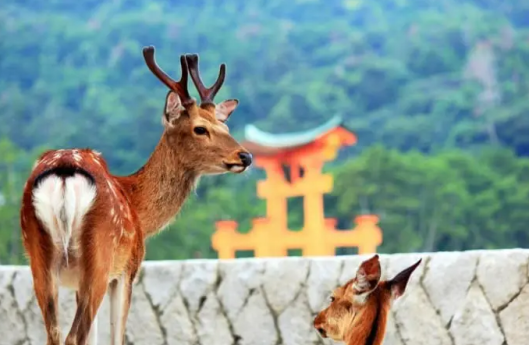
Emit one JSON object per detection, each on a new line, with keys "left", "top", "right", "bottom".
{"left": 352, "top": 291, "right": 370, "bottom": 305}
{"left": 32, "top": 173, "right": 97, "bottom": 265}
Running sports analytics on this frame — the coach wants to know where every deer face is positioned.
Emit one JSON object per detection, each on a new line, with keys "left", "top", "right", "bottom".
{"left": 163, "top": 92, "right": 252, "bottom": 175}
{"left": 143, "top": 47, "right": 252, "bottom": 175}
{"left": 313, "top": 255, "right": 421, "bottom": 343}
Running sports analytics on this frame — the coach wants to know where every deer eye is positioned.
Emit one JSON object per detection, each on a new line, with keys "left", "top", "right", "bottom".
{"left": 193, "top": 126, "right": 208, "bottom": 135}
{"left": 329, "top": 296, "right": 335, "bottom": 302}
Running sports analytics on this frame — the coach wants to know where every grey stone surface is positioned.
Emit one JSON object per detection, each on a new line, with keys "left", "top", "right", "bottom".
{"left": 262, "top": 257, "right": 309, "bottom": 314}
{"left": 477, "top": 249, "right": 529, "bottom": 311}
{"left": 450, "top": 281, "right": 504, "bottom": 345}
{"left": 24, "top": 296, "right": 47, "bottom": 345}
{"left": 233, "top": 288, "right": 278, "bottom": 345}
{"left": 422, "top": 251, "right": 478, "bottom": 325}
{"left": 12, "top": 268, "right": 34, "bottom": 312}
{"left": 161, "top": 292, "right": 197, "bottom": 345}
{"left": 499, "top": 283, "right": 529, "bottom": 345}
{"left": 196, "top": 291, "right": 233, "bottom": 345}
{"left": 394, "top": 285, "right": 452, "bottom": 345}
{"left": 217, "top": 258, "right": 265, "bottom": 325}
{"left": 143, "top": 260, "right": 184, "bottom": 311}
{"left": 278, "top": 291, "right": 318, "bottom": 345}
{"left": 0, "top": 267, "right": 26, "bottom": 345}
{"left": 126, "top": 280, "right": 165, "bottom": 345}
{"left": 0, "top": 250, "right": 528, "bottom": 344}
{"left": 179, "top": 259, "right": 219, "bottom": 316}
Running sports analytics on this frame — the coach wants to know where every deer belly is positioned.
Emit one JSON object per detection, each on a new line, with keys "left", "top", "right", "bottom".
{"left": 59, "top": 264, "right": 81, "bottom": 290}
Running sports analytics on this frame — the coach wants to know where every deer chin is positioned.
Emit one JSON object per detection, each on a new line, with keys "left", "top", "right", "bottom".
{"left": 224, "top": 163, "right": 247, "bottom": 173}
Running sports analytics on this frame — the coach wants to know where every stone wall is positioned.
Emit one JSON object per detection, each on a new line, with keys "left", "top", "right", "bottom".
{"left": 1, "top": 249, "right": 528, "bottom": 345}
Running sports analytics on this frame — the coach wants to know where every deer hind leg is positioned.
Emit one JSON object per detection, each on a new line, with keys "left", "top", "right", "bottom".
{"left": 66, "top": 276, "right": 107, "bottom": 345}
{"left": 29, "top": 248, "right": 61, "bottom": 345}
{"left": 65, "top": 226, "right": 113, "bottom": 345}
{"left": 66, "top": 263, "right": 109, "bottom": 345}
{"left": 75, "top": 292, "right": 99, "bottom": 345}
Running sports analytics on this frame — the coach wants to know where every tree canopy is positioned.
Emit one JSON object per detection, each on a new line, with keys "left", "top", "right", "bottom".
{"left": 0, "top": 0, "right": 528, "bottom": 263}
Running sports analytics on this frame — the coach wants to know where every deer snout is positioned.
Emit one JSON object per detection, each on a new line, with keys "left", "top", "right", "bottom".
{"left": 223, "top": 149, "right": 252, "bottom": 173}
{"left": 238, "top": 151, "right": 252, "bottom": 167}
{"left": 313, "top": 316, "right": 327, "bottom": 338}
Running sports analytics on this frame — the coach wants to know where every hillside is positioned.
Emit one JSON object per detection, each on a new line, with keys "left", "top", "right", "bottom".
{"left": 0, "top": 0, "right": 528, "bottom": 263}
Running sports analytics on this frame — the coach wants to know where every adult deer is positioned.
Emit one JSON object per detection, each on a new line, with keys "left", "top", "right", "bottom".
{"left": 20, "top": 46, "right": 252, "bottom": 345}
{"left": 313, "top": 255, "right": 422, "bottom": 345}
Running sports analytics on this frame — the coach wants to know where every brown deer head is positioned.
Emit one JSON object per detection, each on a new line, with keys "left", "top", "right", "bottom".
{"left": 143, "top": 46, "right": 252, "bottom": 175}
{"left": 313, "top": 255, "right": 422, "bottom": 345}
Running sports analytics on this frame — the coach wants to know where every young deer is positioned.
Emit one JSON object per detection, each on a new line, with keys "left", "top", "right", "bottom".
{"left": 19, "top": 46, "right": 252, "bottom": 345}
{"left": 313, "top": 255, "right": 422, "bottom": 345}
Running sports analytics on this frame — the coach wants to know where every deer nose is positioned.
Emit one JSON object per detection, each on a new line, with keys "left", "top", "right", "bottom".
{"left": 313, "top": 317, "right": 327, "bottom": 337}
{"left": 238, "top": 152, "right": 253, "bottom": 167}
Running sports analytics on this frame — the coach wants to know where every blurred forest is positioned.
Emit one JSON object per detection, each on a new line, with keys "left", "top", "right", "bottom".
{"left": 1, "top": 0, "right": 529, "bottom": 264}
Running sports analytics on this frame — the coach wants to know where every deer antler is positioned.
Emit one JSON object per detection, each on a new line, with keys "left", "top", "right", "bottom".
{"left": 185, "top": 54, "right": 226, "bottom": 105}
{"left": 143, "top": 46, "right": 194, "bottom": 106}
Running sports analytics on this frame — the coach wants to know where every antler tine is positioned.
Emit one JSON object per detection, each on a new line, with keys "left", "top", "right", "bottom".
{"left": 142, "top": 46, "right": 192, "bottom": 103}
{"left": 185, "top": 54, "right": 226, "bottom": 104}
{"left": 209, "top": 63, "right": 226, "bottom": 100}
{"left": 185, "top": 54, "right": 206, "bottom": 100}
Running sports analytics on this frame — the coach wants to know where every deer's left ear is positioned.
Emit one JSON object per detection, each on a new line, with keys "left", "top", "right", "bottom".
{"left": 353, "top": 254, "right": 381, "bottom": 294}
{"left": 215, "top": 99, "right": 239, "bottom": 122}
{"left": 387, "top": 258, "right": 422, "bottom": 300}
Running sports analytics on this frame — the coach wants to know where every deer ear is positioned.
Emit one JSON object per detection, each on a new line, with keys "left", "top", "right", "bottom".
{"left": 215, "top": 99, "right": 239, "bottom": 122}
{"left": 353, "top": 254, "right": 381, "bottom": 294}
{"left": 388, "top": 259, "right": 422, "bottom": 300}
{"left": 163, "top": 91, "right": 184, "bottom": 125}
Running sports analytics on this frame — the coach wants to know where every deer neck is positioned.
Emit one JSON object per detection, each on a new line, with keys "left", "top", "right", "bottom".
{"left": 119, "top": 133, "right": 199, "bottom": 237}
{"left": 345, "top": 291, "right": 389, "bottom": 345}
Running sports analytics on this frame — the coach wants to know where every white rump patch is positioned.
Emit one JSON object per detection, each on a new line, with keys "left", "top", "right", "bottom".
{"left": 32, "top": 173, "right": 97, "bottom": 264}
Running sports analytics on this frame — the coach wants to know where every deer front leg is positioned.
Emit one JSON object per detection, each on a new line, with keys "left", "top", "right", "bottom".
{"left": 108, "top": 273, "right": 134, "bottom": 345}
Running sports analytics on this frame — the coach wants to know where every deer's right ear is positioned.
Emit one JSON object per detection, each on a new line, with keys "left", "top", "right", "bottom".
{"left": 215, "top": 99, "right": 239, "bottom": 122}
{"left": 163, "top": 91, "right": 184, "bottom": 125}
{"left": 387, "top": 258, "right": 422, "bottom": 300}
{"left": 353, "top": 254, "right": 381, "bottom": 294}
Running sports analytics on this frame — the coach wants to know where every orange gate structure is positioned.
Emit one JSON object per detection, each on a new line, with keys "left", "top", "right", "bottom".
{"left": 211, "top": 116, "right": 383, "bottom": 258}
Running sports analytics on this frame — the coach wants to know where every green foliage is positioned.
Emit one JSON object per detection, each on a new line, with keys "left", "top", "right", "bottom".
{"left": 0, "top": 138, "right": 42, "bottom": 264}
{"left": 0, "top": 0, "right": 528, "bottom": 263}
{"left": 328, "top": 145, "right": 529, "bottom": 253}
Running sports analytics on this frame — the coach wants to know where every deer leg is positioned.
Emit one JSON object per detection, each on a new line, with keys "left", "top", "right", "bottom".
{"left": 108, "top": 273, "right": 134, "bottom": 345}
{"left": 28, "top": 239, "right": 61, "bottom": 345}
{"left": 109, "top": 231, "right": 144, "bottom": 345}
{"left": 66, "top": 269, "right": 108, "bottom": 345}
{"left": 65, "top": 233, "right": 112, "bottom": 345}
{"left": 75, "top": 292, "right": 99, "bottom": 345}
